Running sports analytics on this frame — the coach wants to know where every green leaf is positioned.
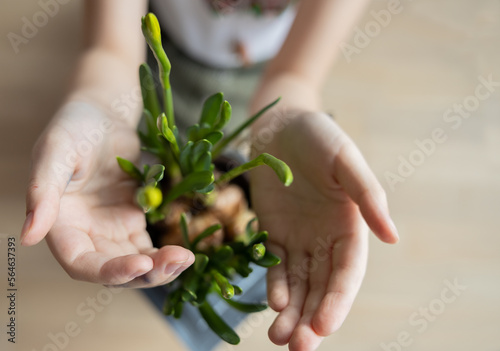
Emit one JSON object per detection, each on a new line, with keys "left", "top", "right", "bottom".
{"left": 192, "top": 224, "right": 222, "bottom": 250}
{"left": 213, "top": 97, "right": 280, "bottom": 157}
{"left": 248, "top": 231, "right": 269, "bottom": 246}
{"left": 157, "top": 113, "right": 180, "bottom": 157}
{"left": 181, "top": 290, "right": 196, "bottom": 302}
{"left": 179, "top": 213, "right": 191, "bottom": 249}
{"left": 211, "top": 270, "right": 234, "bottom": 299}
{"left": 194, "top": 254, "right": 209, "bottom": 273}
{"left": 173, "top": 299, "right": 184, "bottom": 319}
{"left": 200, "top": 92, "right": 224, "bottom": 127}
{"left": 116, "top": 157, "right": 142, "bottom": 181}
{"left": 164, "top": 171, "right": 214, "bottom": 204}
{"left": 222, "top": 298, "right": 268, "bottom": 313}
{"left": 163, "top": 290, "right": 180, "bottom": 316}
{"left": 187, "top": 124, "right": 200, "bottom": 142}
{"left": 179, "top": 141, "right": 194, "bottom": 175}
{"left": 191, "top": 140, "right": 212, "bottom": 166}
{"left": 193, "top": 151, "right": 212, "bottom": 172}
{"left": 212, "top": 100, "right": 232, "bottom": 131}
{"left": 194, "top": 281, "right": 211, "bottom": 306}
{"left": 146, "top": 210, "right": 165, "bottom": 224}
{"left": 213, "top": 245, "right": 234, "bottom": 262}
{"left": 195, "top": 183, "right": 215, "bottom": 194}
{"left": 145, "top": 164, "right": 165, "bottom": 185}
{"left": 182, "top": 268, "right": 199, "bottom": 298}
{"left": 204, "top": 131, "right": 224, "bottom": 145}
{"left": 198, "top": 302, "right": 240, "bottom": 345}
{"left": 245, "top": 218, "right": 258, "bottom": 237}
{"left": 253, "top": 251, "right": 281, "bottom": 267}
{"left": 139, "top": 63, "right": 161, "bottom": 120}
{"left": 250, "top": 243, "right": 266, "bottom": 261}
{"left": 216, "top": 153, "right": 293, "bottom": 187}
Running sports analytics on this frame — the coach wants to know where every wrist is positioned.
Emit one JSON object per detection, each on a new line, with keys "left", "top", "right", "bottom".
{"left": 250, "top": 72, "right": 321, "bottom": 134}
{"left": 68, "top": 48, "right": 144, "bottom": 128}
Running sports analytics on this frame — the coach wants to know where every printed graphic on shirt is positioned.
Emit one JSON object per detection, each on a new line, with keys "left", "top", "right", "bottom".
{"left": 205, "top": 0, "right": 292, "bottom": 15}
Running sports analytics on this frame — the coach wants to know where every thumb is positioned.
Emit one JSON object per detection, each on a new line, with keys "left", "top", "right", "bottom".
{"left": 333, "top": 140, "right": 399, "bottom": 244}
{"left": 21, "top": 131, "right": 76, "bottom": 246}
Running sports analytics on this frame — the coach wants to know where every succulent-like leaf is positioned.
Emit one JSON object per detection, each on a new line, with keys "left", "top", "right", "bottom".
{"left": 211, "top": 270, "right": 234, "bottom": 299}
{"left": 253, "top": 251, "right": 281, "bottom": 267}
{"left": 139, "top": 63, "right": 161, "bottom": 120}
{"left": 116, "top": 157, "right": 143, "bottom": 181}
{"left": 200, "top": 92, "right": 224, "bottom": 127}
{"left": 179, "top": 141, "right": 194, "bottom": 175}
{"left": 164, "top": 171, "right": 214, "bottom": 204}
{"left": 191, "top": 140, "right": 212, "bottom": 166}
{"left": 146, "top": 210, "right": 165, "bottom": 224}
{"left": 198, "top": 302, "right": 240, "bottom": 345}
{"left": 222, "top": 298, "right": 268, "bottom": 313}
{"left": 233, "top": 285, "right": 243, "bottom": 296}
{"left": 216, "top": 153, "right": 293, "bottom": 187}
{"left": 212, "top": 100, "right": 232, "bottom": 131}
{"left": 192, "top": 224, "right": 222, "bottom": 250}
{"left": 187, "top": 124, "right": 200, "bottom": 142}
{"left": 182, "top": 268, "right": 199, "bottom": 297}
{"left": 250, "top": 243, "right": 266, "bottom": 261}
{"left": 248, "top": 230, "right": 269, "bottom": 246}
{"left": 179, "top": 213, "right": 191, "bottom": 249}
{"left": 157, "top": 113, "right": 180, "bottom": 157}
{"left": 213, "top": 245, "right": 234, "bottom": 262}
{"left": 194, "top": 253, "right": 209, "bottom": 273}
{"left": 204, "top": 131, "right": 224, "bottom": 145}
{"left": 173, "top": 299, "right": 184, "bottom": 319}
{"left": 245, "top": 218, "right": 258, "bottom": 237}
{"left": 193, "top": 151, "right": 212, "bottom": 172}
{"left": 145, "top": 164, "right": 165, "bottom": 185}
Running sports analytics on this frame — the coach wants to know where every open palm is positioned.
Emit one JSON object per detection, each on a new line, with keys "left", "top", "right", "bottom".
{"left": 22, "top": 103, "right": 194, "bottom": 287}
{"left": 250, "top": 111, "right": 398, "bottom": 351}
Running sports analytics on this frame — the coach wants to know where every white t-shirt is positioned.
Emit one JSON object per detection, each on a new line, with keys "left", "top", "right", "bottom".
{"left": 151, "top": 0, "right": 296, "bottom": 68}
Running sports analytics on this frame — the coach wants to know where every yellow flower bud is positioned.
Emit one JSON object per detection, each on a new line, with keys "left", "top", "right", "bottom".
{"left": 141, "top": 13, "right": 161, "bottom": 46}
{"left": 145, "top": 185, "right": 163, "bottom": 209}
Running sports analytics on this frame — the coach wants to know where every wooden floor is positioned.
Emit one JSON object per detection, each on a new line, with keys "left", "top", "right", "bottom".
{"left": 1, "top": 1, "right": 499, "bottom": 350}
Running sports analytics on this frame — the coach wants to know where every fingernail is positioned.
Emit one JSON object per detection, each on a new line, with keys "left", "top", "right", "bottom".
{"left": 129, "top": 269, "right": 146, "bottom": 280}
{"left": 20, "top": 212, "right": 34, "bottom": 245}
{"left": 165, "top": 259, "right": 190, "bottom": 276}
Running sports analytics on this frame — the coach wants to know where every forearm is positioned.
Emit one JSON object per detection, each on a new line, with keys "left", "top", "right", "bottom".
{"left": 251, "top": 0, "right": 371, "bottom": 114}
{"left": 68, "top": 47, "right": 144, "bottom": 126}
{"left": 65, "top": 0, "right": 148, "bottom": 126}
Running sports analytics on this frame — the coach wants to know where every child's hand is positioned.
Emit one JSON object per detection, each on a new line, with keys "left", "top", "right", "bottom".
{"left": 21, "top": 101, "right": 194, "bottom": 288}
{"left": 250, "top": 110, "right": 398, "bottom": 351}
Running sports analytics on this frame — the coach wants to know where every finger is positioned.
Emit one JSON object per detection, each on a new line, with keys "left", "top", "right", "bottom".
{"left": 266, "top": 242, "right": 289, "bottom": 311}
{"left": 47, "top": 225, "right": 193, "bottom": 286}
{"left": 122, "top": 246, "right": 195, "bottom": 288}
{"left": 333, "top": 140, "right": 399, "bottom": 243}
{"left": 268, "top": 250, "right": 308, "bottom": 346}
{"left": 21, "top": 131, "right": 75, "bottom": 246}
{"left": 311, "top": 231, "right": 368, "bottom": 336}
{"left": 288, "top": 245, "right": 331, "bottom": 351}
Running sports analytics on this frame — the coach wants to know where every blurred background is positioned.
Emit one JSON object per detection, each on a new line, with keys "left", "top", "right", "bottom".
{"left": 1, "top": 0, "right": 499, "bottom": 350}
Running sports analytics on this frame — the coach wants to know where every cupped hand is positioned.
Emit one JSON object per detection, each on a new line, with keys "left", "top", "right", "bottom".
{"left": 21, "top": 101, "right": 194, "bottom": 288}
{"left": 250, "top": 110, "right": 398, "bottom": 351}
